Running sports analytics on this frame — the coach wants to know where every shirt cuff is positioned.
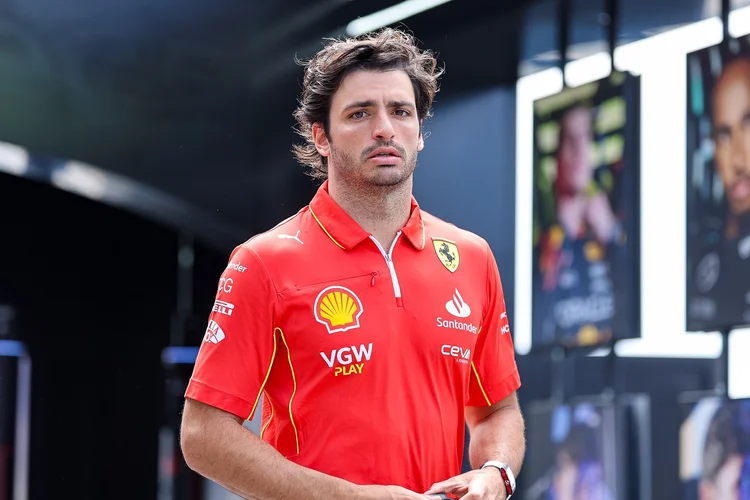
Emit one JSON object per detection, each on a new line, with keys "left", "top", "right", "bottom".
{"left": 184, "top": 379, "right": 256, "bottom": 420}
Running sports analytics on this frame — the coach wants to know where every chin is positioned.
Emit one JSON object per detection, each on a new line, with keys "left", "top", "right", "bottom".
{"left": 369, "top": 170, "right": 412, "bottom": 187}
{"left": 731, "top": 200, "right": 750, "bottom": 215}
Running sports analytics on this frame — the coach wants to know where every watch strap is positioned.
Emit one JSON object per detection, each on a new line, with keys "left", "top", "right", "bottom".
{"left": 481, "top": 461, "right": 515, "bottom": 498}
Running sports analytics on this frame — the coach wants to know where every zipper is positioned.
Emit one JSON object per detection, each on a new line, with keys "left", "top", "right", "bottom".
{"left": 369, "top": 232, "right": 403, "bottom": 307}
{"left": 292, "top": 272, "right": 377, "bottom": 292}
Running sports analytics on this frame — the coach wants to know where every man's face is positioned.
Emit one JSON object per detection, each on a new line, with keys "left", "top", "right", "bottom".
{"left": 556, "top": 106, "right": 594, "bottom": 195}
{"left": 314, "top": 69, "right": 423, "bottom": 188}
{"left": 712, "top": 60, "right": 750, "bottom": 215}
{"left": 700, "top": 453, "right": 743, "bottom": 500}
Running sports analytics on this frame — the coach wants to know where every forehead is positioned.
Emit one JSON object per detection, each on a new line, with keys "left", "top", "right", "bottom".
{"left": 332, "top": 69, "right": 415, "bottom": 107}
{"left": 560, "top": 107, "right": 591, "bottom": 135}
{"left": 714, "top": 64, "right": 750, "bottom": 116}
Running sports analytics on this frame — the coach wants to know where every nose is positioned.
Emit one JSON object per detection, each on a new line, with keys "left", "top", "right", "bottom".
{"left": 371, "top": 108, "right": 395, "bottom": 142}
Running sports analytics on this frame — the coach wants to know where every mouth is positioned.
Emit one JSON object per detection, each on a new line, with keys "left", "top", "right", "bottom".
{"left": 731, "top": 178, "right": 750, "bottom": 203}
{"left": 368, "top": 147, "right": 402, "bottom": 160}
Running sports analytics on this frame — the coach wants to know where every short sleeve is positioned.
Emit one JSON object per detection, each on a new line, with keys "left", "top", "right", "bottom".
{"left": 185, "top": 244, "right": 277, "bottom": 419}
{"left": 467, "top": 244, "right": 521, "bottom": 407}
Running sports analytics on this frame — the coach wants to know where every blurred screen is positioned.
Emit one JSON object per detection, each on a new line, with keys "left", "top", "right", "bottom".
{"left": 686, "top": 38, "right": 750, "bottom": 332}
{"left": 523, "top": 400, "right": 618, "bottom": 500}
{"left": 679, "top": 396, "right": 750, "bottom": 499}
{"left": 531, "top": 72, "right": 641, "bottom": 350}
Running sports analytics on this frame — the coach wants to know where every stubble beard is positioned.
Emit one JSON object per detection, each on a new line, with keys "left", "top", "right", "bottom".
{"left": 329, "top": 144, "right": 418, "bottom": 189}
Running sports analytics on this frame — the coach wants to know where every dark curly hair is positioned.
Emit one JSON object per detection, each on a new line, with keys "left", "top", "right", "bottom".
{"left": 702, "top": 402, "right": 750, "bottom": 482}
{"left": 292, "top": 28, "right": 443, "bottom": 180}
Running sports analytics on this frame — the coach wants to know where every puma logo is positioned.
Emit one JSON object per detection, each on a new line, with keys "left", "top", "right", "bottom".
{"left": 277, "top": 230, "right": 304, "bottom": 245}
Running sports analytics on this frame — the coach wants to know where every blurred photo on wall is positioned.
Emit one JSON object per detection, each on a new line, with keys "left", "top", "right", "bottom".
{"left": 686, "top": 37, "right": 750, "bottom": 333}
{"left": 679, "top": 394, "right": 750, "bottom": 500}
{"left": 531, "top": 71, "right": 641, "bottom": 351}
{"left": 522, "top": 399, "right": 618, "bottom": 500}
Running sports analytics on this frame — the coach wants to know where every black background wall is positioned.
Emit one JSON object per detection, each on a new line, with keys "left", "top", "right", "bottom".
{"left": 0, "top": 172, "right": 180, "bottom": 498}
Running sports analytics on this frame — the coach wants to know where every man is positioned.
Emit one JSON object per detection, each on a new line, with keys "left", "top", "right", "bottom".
{"left": 534, "top": 103, "right": 622, "bottom": 347}
{"left": 712, "top": 58, "right": 750, "bottom": 235}
{"left": 698, "top": 401, "right": 750, "bottom": 500}
{"left": 688, "top": 56, "right": 750, "bottom": 331}
{"left": 179, "top": 28, "right": 525, "bottom": 500}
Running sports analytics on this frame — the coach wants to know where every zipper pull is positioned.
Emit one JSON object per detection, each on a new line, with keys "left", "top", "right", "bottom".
{"left": 371, "top": 272, "right": 377, "bottom": 286}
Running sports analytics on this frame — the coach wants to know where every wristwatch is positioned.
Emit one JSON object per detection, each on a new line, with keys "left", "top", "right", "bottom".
{"left": 480, "top": 461, "right": 516, "bottom": 499}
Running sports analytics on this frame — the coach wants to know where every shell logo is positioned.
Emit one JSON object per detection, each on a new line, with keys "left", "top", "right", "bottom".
{"left": 314, "top": 286, "right": 364, "bottom": 334}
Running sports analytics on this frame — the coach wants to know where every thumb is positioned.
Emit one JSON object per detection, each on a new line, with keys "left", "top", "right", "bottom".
{"left": 423, "top": 484, "right": 446, "bottom": 495}
{"left": 425, "top": 484, "right": 467, "bottom": 497}
{"left": 424, "top": 481, "right": 457, "bottom": 495}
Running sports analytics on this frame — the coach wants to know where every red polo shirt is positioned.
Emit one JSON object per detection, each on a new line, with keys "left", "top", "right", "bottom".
{"left": 185, "top": 181, "right": 521, "bottom": 492}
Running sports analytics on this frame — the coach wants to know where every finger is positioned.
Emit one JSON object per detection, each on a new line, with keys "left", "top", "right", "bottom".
{"left": 423, "top": 483, "right": 451, "bottom": 494}
{"left": 425, "top": 471, "right": 475, "bottom": 495}
{"left": 424, "top": 480, "right": 463, "bottom": 495}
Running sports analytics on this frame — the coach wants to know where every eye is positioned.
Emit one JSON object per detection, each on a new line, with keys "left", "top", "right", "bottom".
{"left": 395, "top": 109, "right": 411, "bottom": 117}
{"left": 349, "top": 110, "right": 367, "bottom": 119}
{"left": 714, "top": 129, "right": 731, "bottom": 145}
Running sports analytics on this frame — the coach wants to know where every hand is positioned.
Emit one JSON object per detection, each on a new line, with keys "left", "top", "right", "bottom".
{"left": 424, "top": 469, "right": 507, "bottom": 500}
{"left": 360, "top": 484, "right": 443, "bottom": 500}
{"left": 584, "top": 193, "right": 617, "bottom": 244}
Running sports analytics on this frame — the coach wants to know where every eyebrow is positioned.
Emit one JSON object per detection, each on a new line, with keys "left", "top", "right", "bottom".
{"left": 342, "top": 100, "right": 416, "bottom": 112}
{"left": 714, "top": 124, "right": 730, "bottom": 137}
{"left": 714, "top": 110, "right": 750, "bottom": 136}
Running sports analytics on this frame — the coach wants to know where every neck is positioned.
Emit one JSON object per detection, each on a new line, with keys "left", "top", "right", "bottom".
{"left": 327, "top": 177, "right": 413, "bottom": 248}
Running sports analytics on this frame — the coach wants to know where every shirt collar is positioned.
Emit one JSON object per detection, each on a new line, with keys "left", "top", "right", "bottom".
{"left": 308, "top": 180, "right": 426, "bottom": 251}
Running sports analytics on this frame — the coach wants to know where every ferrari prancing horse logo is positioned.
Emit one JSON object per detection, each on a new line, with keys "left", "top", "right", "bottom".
{"left": 432, "top": 238, "right": 459, "bottom": 273}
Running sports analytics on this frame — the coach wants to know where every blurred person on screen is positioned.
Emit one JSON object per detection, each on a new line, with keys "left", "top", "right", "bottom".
{"left": 547, "top": 422, "right": 612, "bottom": 500}
{"left": 698, "top": 401, "right": 750, "bottom": 500}
{"left": 690, "top": 56, "right": 750, "bottom": 330}
{"left": 535, "top": 103, "right": 623, "bottom": 347}
{"left": 713, "top": 58, "right": 750, "bottom": 237}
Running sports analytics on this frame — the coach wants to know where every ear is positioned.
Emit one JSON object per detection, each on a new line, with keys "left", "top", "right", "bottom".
{"left": 417, "top": 121, "right": 425, "bottom": 152}
{"left": 312, "top": 123, "right": 331, "bottom": 158}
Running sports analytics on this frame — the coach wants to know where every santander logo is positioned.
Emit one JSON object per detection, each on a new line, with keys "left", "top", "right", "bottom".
{"left": 445, "top": 289, "right": 471, "bottom": 318}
